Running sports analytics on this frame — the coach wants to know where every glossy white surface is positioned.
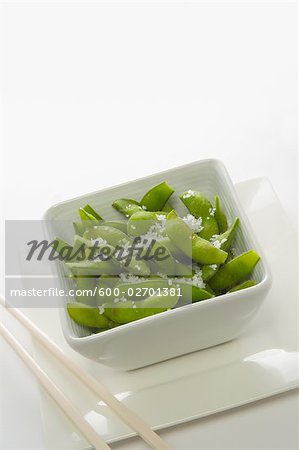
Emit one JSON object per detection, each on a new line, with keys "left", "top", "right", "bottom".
{"left": 2, "top": 178, "right": 297, "bottom": 448}
{"left": 45, "top": 160, "right": 271, "bottom": 370}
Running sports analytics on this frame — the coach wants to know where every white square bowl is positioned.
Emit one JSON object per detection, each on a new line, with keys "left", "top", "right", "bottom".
{"left": 44, "top": 159, "right": 271, "bottom": 370}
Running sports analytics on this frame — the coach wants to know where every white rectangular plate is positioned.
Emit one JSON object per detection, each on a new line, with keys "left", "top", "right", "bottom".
{"left": 5, "top": 177, "right": 298, "bottom": 449}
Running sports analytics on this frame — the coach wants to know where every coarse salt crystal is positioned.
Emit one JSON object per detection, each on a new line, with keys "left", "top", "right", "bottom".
{"left": 183, "top": 214, "right": 203, "bottom": 233}
{"left": 175, "top": 266, "right": 205, "bottom": 289}
{"left": 91, "top": 237, "right": 107, "bottom": 246}
{"left": 157, "top": 272, "right": 168, "bottom": 279}
{"left": 212, "top": 237, "right": 227, "bottom": 249}
{"left": 182, "top": 189, "right": 194, "bottom": 199}
{"left": 119, "top": 273, "right": 141, "bottom": 283}
{"left": 212, "top": 239, "right": 221, "bottom": 249}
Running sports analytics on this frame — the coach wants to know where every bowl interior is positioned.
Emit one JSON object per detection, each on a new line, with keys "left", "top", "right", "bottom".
{"left": 44, "top": 159, "right": 267, "bottom": 339}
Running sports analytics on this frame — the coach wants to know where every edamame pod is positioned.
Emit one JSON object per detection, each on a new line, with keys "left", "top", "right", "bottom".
{"left": 98, "top": 275, "right": 120, "bottom": 288}
{"left": 146, "top": 239, "right": 191, "bottom": 276}
{"left": 166, "top": 211, "right": 228, "bottom": 265}
{"left": 228, "top": 280, "right": 257, "bottom": 293}
{"left": 141, "top": 182, "right": 174, "bottom": 211}
{"left": 73, "top": 277, "right": 97, "bottom": 306}
{"left": 180, "top": 190, "right": 219, "bottom": 240}
{"left": 200, "top": 218, "right": 240, "bottom": 279}
{"left": 201, "top": 264, "right": 219, "bottom": 281}
{"left": 214, "top": 196, "right": 228, "bottom": 233}
{"left": 72, "top": 235, "right": 90, "bottom": 252}
{"left": 104, "top": 292, "right": 179, "bottom": 324}
{"left": 162, "top": 203, "right": 174, "bottom": 213}
{"left": 215, "top": 217, "right": 240, "bottom": 252}
{"left": 100, "top": 220, "right": 127, "bottom": 234}
{"left": 82, "top": 204, "right": 103, "bottom": 221}
{"left": 74, "top": 236, "right": 115, "bottom": 263}
{"left": 123, "top": 255, "right": 151, "bottom": 276}
{"left": 75, "top": 276, "right": 96, "bottom": 290}
{"left": 83, "top": 225, "right": 132, "bottom": 248}
{"left": 73, "top": 221, "right": 85, "bottom": 236}
{"left": 79, "top": 208, "right": 99, "bottom": 223}
{"left": 157, "top": 236, "right": 191, "bottom": 265}
{"left": 52, "top": 237, "right": 73, "bottom": 260}
{"left": 83, "top": 227, "right": 151, "bottom": 276}
{"left": 112, "top": 199, "right": 144, "bottom": 217}
{"left": 67, "top": 302, "right": 110, "bottom": 328}
{"left": 127, "top": 211, "right": 167, "bottom": 236}
{"left": 74, "top": 204, "right": 102, "bottom": 234}
{"left": 174, "top": 281, "right": 213, "bottom": 302}
{"left": 66, "top": 259, "right": 119, "bottom": 276}
{"left": 209, "top": 250, "right": 260, "bottom": 291}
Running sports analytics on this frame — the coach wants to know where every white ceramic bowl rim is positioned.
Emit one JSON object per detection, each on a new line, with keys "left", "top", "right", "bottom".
{"left": 44, "top": 158, "right": 272, "bottom": 344}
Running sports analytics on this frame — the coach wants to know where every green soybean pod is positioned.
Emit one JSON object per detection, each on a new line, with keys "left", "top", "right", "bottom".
{"left": 71, "top": 235, "right": 93, "bottom": 261}
{"left": 214, "top": 195, "right": 228, "bottom": 233}
{"left": 112, "top": 199, "right": 144, "bottom": 217}
{"left": 73, "top": 276, "right": 97, "bottom": 306}
{"left": 67, "top": 302, "right": 110, "bottom": 328}
{"left": 201, "top": 264, "right": 219, "bottom": 281}
{"left": 79, "top": 208, "right": 99, "bottom": 223}
{"left": 180, "top": 190, "right": 219, "bottom": 240}
{"left": 75, "top": 276, "right": 96, "bottom": 291}
{"left": 216, "top": 217, "right": 240, "bottom": 252}
{"left": 101, "top": 220, "right": 127, "bottom": 234}
{"left": 146, "top": 239, "right": 191, "bottom": 277}
{"left": 52, "top": 237, "right": 73, "bottom": 260}
{"left": 82, "top": 204, "right": 103, "bottom": 221}
{"left": 202, "top": 283, "right": 215, "bottom": 296}
{"left": 162, "top": 203, "right": 174, "bottom": 213}
{"left": 103, "top": 300, "right": 148, "bottom": 324}
{"left": 175, "top": 282, "right": 214, "bottom": 302}
{"left": 73, "top": 221, "right": 85, "bottom": 236}
{"left": 84, "top": 227, "right": 151, "bottom": 276}
{"left": 200, "top": 218, "right": 240, "bottom": 279}
{"left": 166, "top": 211, "right": 228, "bottom": 265}
{"left": 228, "top": 280, "right": 257, "bottom": 293}
{"left": 104, "top": 291, "right": 179, "bottom": 324}
{"left": 121, "top": 254, "right": 151, "bottom": 276}
{"left": 99, "top": 274, "right": 120, "bottom": 288}
{"left": 158, "top": 236, "right": 189, "bottom": 263}
{"left": 209, "top": 250, "right": 260, "bottom": 292}
{"left": 83, "top": 225, "right": 132, "bottom": 248}
{"left": 127, "top": 211, "right": 167, "bottom": 236}
{"left": 66, "top": 259, "right": 119, "bottom": 277}
{"left": 140, "top": 182, "right": 174, "bottom": 211}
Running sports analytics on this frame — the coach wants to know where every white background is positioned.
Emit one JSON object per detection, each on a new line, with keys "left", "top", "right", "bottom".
{"left": 1, "top": 1, "right": 298, "bottom": 449}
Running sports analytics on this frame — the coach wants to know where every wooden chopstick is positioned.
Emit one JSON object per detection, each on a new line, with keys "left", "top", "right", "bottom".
{"left": 0, "top": 298, "right": 172, "bottom": 450}
{"left": 0, "top": 321, "right": 111, "bottom": 450}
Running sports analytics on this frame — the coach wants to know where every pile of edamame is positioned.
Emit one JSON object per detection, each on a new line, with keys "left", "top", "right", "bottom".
{"left": 53, "top": 181, "right": 260, "bottom": 333}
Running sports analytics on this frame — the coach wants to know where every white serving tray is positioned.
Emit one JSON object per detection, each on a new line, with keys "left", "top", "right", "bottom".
{"left": 4, "top": 177, "right": 298, "bottom": 449}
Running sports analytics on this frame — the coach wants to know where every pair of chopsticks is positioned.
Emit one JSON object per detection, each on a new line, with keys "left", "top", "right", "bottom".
{"left": 0, "top": 297, "right": 172, "bottom": 450}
